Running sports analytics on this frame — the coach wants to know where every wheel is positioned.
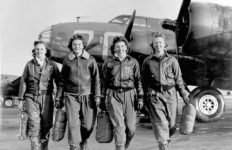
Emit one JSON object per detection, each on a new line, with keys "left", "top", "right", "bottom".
{"left": 0, "top": 96, "right": 3, "bottom": 106}
{"left": 189, "top": 86, "right": 225, "bottom": 122}
{"left": 4, "top": 97, "right": 14, "bottom": 108}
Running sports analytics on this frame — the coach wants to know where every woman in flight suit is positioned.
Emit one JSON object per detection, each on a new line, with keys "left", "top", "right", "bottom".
{"left": 142, "top": 32, "right": 189, "bottom": 150}
{"left": 102, "top": 36, "right": 144, "bottom": 150}
{"left": 18, "top": 41, "right": 60, "bottom": 150}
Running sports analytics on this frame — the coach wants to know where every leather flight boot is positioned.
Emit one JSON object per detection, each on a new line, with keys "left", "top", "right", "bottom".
{"left": 80, "top": 141, "right": 89, "bottom": 150}
{"left": 116, "top": 145, "right": 125, "bottom": 150}
{"left": 31, "top": 145, "right": 41, "bottom": 150}
{"left": 169, "top": 125, "right": 177, "bottom": 138}
{"left": 125, "top": 141, "right": 130, "bottom": 149}
{"left": 30, "top": 136, "right": 41, "bottom": 150}
{"left": 41, "top": 131, "right": 50, "bottom": 150}
{"left": 158, "top": 143, "right": 168, "bottom": 150}
{"left": 70, "top": 145, "right": 78, "bottom": 150}
{"left": 125, "top": 135, "right": 133, "bottom": 149}
{"left": 41, "top": 141, "right": 48, "bottom": 150}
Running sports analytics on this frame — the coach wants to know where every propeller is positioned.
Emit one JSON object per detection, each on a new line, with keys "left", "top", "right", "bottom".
{"left": 125, "top": 10, "right": 136, "bottom": 41}
{"left": 162, "top": 0, "right": 191, "bottom": 47}
{"left": 177, "top": 0, "right": 191, "bottom": 23}
{"left": 86, "top": 41, "right": 100, "bottom": 51}
{"left": 50, "top": 56, "right": 64, "bottom": 64}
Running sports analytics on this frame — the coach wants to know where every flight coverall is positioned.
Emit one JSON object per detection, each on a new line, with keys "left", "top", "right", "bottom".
{"left": 55, "top": 50, "right": 101, "bottom": 149}
{"left": 102, "top": 55, "right": 143, "bottom": 150}
{"left": 142, "top": 53, "right": 189, "bottom": 150}
{"left": 18, "top": 58, "right": 60, "bottom": 150}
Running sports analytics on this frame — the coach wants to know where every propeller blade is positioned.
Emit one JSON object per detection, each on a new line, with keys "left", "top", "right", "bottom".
{"left": 177, "top": 0, "right": 191, "bottom": 22}
{"left": 162, "top": 0, "right": 191, "bottom": 52}
{"left": 125, "top": 10, "right": 136, "bottom": 41}
{"left": 86, "top": 41, "right": 100, "bottom": 51}
{"left": 50, "top": 56, "right": 64, "bottom": 64}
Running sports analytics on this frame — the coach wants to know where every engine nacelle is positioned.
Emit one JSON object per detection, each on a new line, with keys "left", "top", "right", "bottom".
{"left": 183, "top": 2, "right": 232, "bottom": 58}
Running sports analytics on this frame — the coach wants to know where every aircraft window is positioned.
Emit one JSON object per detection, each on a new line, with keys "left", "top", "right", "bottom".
{"left": 56, "top": 32, "right": 67, "bottom": 41}
{"left": 126, "top": 17, "right": 148, "bottom": 27}
{"left": 38, "top": 26, "right": 51, "bottom": 43}
{"left": 109, "top": 16, "right": 130, "bottom": 24}
{"left": 109, "top": 16, "right": 150, "bottom": 28}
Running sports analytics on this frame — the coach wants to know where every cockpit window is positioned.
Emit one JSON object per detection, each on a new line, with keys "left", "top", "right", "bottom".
{"left": 109, "top": 15, "right": 149, "bottom": 27}
{"left": 109, "top": 15, "right": 130, "bottom": 24}
{"left": 126, "top": 17, "right": 148, "bottom": 27}
{"left": 38, "top": 26, "right": 51, "bottom": 43}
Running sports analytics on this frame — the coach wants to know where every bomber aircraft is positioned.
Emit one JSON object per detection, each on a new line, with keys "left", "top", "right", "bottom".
{"left": 6, "top": 0, "right": 232, "bottom": 123}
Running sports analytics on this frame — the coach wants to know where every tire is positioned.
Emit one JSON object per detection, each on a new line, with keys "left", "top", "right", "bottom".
{"left": 189, "top": 86, "right": 225, "bottom": 123}
{"left": 4, "top": 97, "right": 14, "bottom": 108}
{"left": 0, "top": 96, "right": 3, "bottom": 106}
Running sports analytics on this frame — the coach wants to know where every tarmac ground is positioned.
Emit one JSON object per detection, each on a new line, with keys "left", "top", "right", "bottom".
{"left": 0, "top": 97, "right": 232, "bottom": 150}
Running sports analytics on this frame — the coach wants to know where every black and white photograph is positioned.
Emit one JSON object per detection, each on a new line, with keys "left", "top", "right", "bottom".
{"left": 1, "top": 0, "right": 232, "bottom": 150}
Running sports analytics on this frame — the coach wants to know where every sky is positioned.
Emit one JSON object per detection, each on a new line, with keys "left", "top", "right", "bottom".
{"left": 1, "top": 0, "right": 232, "bottom": 76}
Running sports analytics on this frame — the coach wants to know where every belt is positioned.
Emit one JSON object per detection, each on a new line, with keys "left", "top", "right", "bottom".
{"left": 37, "top": 90, "right": 50, "bottom": 95}
{"left": 150, "top": 85, "right": 175, "bottom": 91}
{"left": 64, "top": 92, "right": 88, "bottom": 96}
{"left": 109, "top": 87, "right": 134, "bottom": 93}
{"left": 26, "top": 90, "right": 50, "bottom": 96}
{"left": 25, "top": 90, "right": 51, "bottom": 102}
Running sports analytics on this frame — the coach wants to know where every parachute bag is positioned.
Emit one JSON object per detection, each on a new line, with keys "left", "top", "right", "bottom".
{"left": 19, "top": 111, "right": 29, "bottom": 140}
{"left": 179, "top": 103, "right": 196, "bottom": 135}
{"left": 95, "top": 110, "right": 113, "bottom": 143}
{"left": 52, "top": 109, "right": 67, "bottom": 141}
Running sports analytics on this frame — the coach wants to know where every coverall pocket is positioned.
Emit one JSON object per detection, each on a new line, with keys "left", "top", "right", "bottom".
{"left": 165, "top": 63, "right": 174, "bottom": 79}
{"left": 166, "top": 71, "right": 174, "bottom": 79}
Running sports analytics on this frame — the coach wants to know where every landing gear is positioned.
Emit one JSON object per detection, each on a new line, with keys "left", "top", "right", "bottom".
{"left": 189, "top": 86, "right": 225, "bottom": 122}
{"left": 4, "top": 97, "right": 14, "bottom": 108}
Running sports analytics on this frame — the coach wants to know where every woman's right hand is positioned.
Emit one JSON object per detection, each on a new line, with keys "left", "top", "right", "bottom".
{"left": 55, "top": 100, "right": 64, "bottom": 109}
{"left": 18, "top": 100, "right": 25, "bottom": 111}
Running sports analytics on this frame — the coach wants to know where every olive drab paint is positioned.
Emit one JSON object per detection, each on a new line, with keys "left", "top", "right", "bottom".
{"left": 52, "top": 109, "right": 67, "bottom": 141}
{"left": 18, "top": 111, "right": 29, "bottom": 140}
{"left": 179, "top": 103, "right": 196, "bottom": 135}
{"left": 95, "top": 111, "right": 113, "bottom": 143}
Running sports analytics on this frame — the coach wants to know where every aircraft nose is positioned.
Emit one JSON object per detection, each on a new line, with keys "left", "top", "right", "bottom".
{"left": 38, "top": 26, "right": 52, "bottom": 43}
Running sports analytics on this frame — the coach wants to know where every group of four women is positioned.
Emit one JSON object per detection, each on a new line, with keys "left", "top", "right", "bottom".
{"left": 18, "top": 33, "right": 189, "bottom": 150}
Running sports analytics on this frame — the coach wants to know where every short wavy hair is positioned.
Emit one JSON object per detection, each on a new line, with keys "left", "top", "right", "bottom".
{"left": 32, "top": 40, "right": 51, "bottom": 57}
{"left": 150, "top": 32, "right": 167, "bottom": 49}
{"left": 110, "top": 36, "right": 129, "bottom": 55}
{"left": 68, "top": 34, "right": 87, "bottom": 51}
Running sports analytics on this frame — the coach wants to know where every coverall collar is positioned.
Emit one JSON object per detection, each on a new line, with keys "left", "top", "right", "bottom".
{"left": 68, "top": 50, "right": 90, "bottom": 60}
{"left": 114, "top": 54, "right": 131, "bottom": 62}
{"left": 150, "top": 52, "right": 170, "bottom": 61}
{"left": 32, "top": 57, "right": 50, "bottom": 80}
{"left": 33, "top": 57, "right": 49, "bottom": 66}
